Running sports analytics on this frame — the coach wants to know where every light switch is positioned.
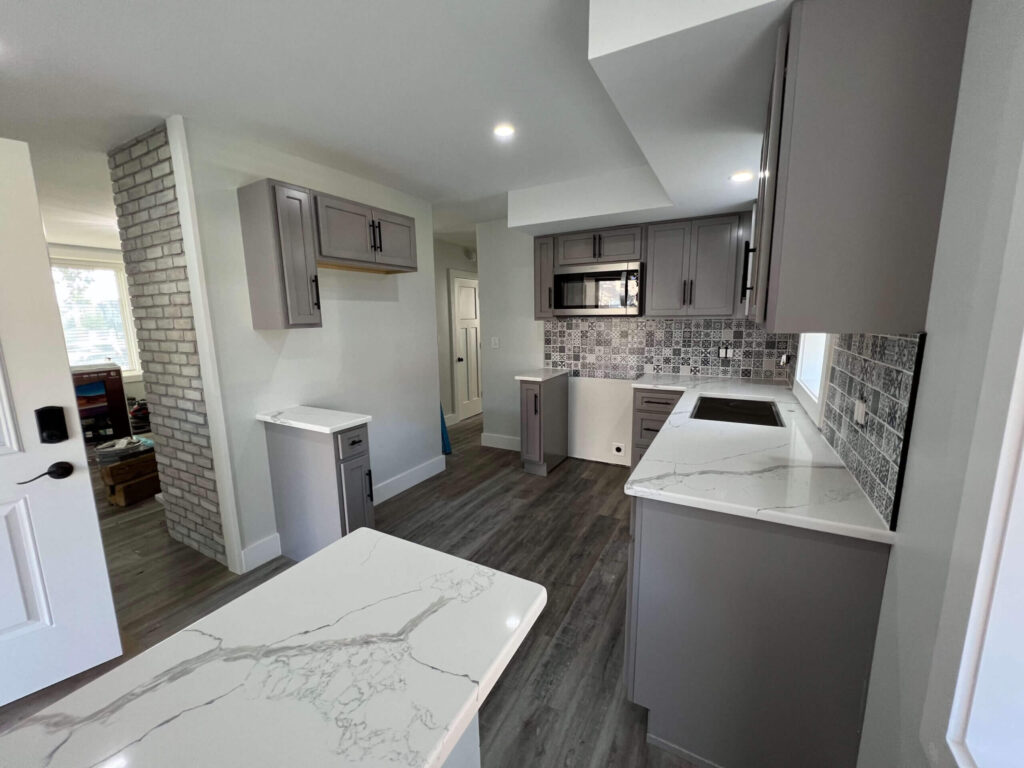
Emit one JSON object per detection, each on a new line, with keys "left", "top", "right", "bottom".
{"left": 854, "top": 399, "right": 868, "bottom": 426}
{"left": 490, "top": 337, "right": 500, "bottom": 349}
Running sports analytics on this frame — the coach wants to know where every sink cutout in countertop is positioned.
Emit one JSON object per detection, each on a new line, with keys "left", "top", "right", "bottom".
{"left": 690, "top": 395, "right": 784, "bottom": 427}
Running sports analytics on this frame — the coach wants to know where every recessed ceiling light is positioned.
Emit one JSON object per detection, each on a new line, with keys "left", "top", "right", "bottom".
{"left": 493, "top": 123, "right": 516, "bottom": 140}
{"left": 731, "top": 170, "right": 755, "bottom": 183}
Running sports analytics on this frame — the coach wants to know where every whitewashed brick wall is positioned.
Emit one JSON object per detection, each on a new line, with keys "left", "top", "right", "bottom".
{"left": 108, "top": 124, "right": 226, "bottom": 564}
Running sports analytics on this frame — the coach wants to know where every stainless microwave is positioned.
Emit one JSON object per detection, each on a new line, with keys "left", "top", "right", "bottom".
{"left": 553, "top": 261, "right": 642, "bottom": 316}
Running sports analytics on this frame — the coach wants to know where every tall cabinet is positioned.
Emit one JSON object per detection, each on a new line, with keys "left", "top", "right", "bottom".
{"left": 516, "top": 369, "right": 568, "bottom": 477}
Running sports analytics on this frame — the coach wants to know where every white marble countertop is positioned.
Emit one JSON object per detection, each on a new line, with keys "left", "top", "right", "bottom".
{"left": 1, "top": 529, "right": 547, "bottom": 768}
{"left": 256, "top": 405, "right": 371, "bottom": 434}
{"left": 632, "top": 373, "right": 691, "bottom": 392}
{"left": 514, "top": 368, "right": 570, "bottom": 382}
{"left": 625, "top": 376, "right": 894, "bottom": 544}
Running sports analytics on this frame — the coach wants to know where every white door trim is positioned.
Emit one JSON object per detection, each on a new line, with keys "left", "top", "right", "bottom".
{"left": 449, "top": 270, "right": 481, "bottom": 424}
{"left": 166, "top": 116, "right": 250, "bottom": 574}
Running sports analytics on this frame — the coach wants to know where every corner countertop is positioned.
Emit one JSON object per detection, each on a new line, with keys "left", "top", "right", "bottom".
{"left": 631, "top": 373, "right": 692, "bottom": 392}
{"left": 255, "top": 405, "right": 371, "bottom": 433}
{"left": 514, "top": 368, "right": 570, "bottom": 382}
{"left": 625, "top": 376, "right": 894, "bottom": 544}
{"left": 0, "top": 529, "right": 547, "bottom": 768}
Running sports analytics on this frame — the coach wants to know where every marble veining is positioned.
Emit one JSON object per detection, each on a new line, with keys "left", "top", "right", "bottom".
{"left": 625, "top": 377, "right": 894, "bottom": 543}
{"left": 255, "top": 405, "right": 372, "bottom": 434}
{"left": 0, "top": 530, "right": 546, "bottom": 768}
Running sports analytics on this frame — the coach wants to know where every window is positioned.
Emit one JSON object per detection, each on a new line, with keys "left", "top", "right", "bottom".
{"left": 793, "top": 333, "right": 834, "bottom": 424}
{"left": 50, "top": 259, "right": 142, "bottom": 378}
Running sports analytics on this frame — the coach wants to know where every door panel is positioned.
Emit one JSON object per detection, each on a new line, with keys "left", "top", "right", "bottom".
{"left": 340, "top": 456, "right": 372, "bottom": 534}
{"left": 598, "top": 226, "right": 643, "bottom": 261}
{"left": 373, "top": 209, "right": 417, "bottom": 270}
{"left": 452, "top": 277, "right": 482, "bottom": 420}
{"left": 520, "top": 383, "right": 542, "bottom": 463}
{"left": 645, "top": 222, "right": 691, "bottom": 316}
{"left": 315, "top": 194, "right": 374, "bottom": 264}
{"left": 274, "top": 184, "right": 321, "bottom": 325}
{"left": 690, "top": 216, "right": 739, "bottom": 317}
{"left": 0, "top": 138, "right": 120, "bottom": 705}
{"left": 556, "top": 232, "right": 597, "bottom": 266}
{"left": 534, "top": 237, "right": 554, "bottom": 320}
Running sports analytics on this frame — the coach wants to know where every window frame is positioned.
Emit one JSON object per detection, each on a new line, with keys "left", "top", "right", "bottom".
{"left": 792, "top": 333, "right": 835, "bottom": 426}
{"left": 50, "top": 256, "right": 143, "bottom": 381}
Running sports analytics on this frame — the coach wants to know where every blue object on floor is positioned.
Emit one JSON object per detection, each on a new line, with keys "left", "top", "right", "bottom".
{"left": 441, "top": 404, "right": 452, "bottom": 455}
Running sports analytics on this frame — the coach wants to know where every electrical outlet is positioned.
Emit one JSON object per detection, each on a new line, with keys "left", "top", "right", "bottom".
{"left": 490, "top": 337, "right": 500, "bottom": 349}
{"left": 612, "top": 442, "right": 624, "bottom": 456}
{"left": 854, "top": 399, "right": 868, "bottom": 426}
{"left": 718, "top": 346, "right": 727, "bottom": 359}
{"left": 778, "top": 353, "right": 791, "bottom": 366}
{"left": 726, "top": 347, "right": 735, "bottom": 359}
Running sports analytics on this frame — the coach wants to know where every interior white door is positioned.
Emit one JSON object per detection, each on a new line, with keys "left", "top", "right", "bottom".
{"left": 452, "top": 276, "right": 482, "bottom": 421}
{"left": 0, "top": 138, "right": 121, "bottom": 706}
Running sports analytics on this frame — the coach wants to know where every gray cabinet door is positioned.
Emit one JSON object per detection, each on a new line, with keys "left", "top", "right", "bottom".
{"left": 373, "top": 208, "right": 417, "bottom": 270}
{"left": 273, "top": 184, "right": 321, "bottom": 326}
{"left": 556, "top": 231, "right": 597, "bottom": 266}
{"left": 520, "top": 382, "right": 542, "bottom": 463}
{"left": 315, "top": 193, "right": 375, "bottom": 264}
{"left": 597, "top": 226, "right": 643, "bottom": 261}
{"left": 644, "top": 221, "right": 691, "bottom": 316}
{"left": 340, "top": 454, "right": 374, "bottom": 534}
{"left": 689, "top": 216, "right": 738, "bottom": 317}
{"left": 534, "top": 237, "right": 554, "bottom": 319}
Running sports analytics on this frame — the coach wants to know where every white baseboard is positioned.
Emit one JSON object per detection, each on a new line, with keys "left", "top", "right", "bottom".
{"left": 373, "top": 455, "right": 446, "bottom": 504}
{"left": 481, "top": 432, "right": 520, "bottom": 451}
{"left": 646, "top": 734, "right": 723, "bottom": 768}
{"left": 444, "top": 412, "right": 461, "bottom": 427}
{"left": 241, "top": 532, "right": 282, "bottom": 572}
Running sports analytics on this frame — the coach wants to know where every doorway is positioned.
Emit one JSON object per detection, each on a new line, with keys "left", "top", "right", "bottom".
{"left": 434, "top": 238, "right": 480, "bottom": 426}
{"left": 450, "top": 272, "right": 483, "bottom": 422}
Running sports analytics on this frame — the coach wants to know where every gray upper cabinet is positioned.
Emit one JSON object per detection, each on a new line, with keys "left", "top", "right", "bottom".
{"left": 238, "top": 179, "right": 322, "bottom": 330}
{"left": 315, "top": 194, "right": 375, "bottom": 265}
{"left": 374, "top": 209, "right": 416, "bottom": 270}
{"left": 645, "top": 222, "right": 691, "bottom": 316}
{"left": 534, "top": 237, "right": 554, "bottom": 320}
{"left": 688, "top": 216, "right": 739, "bottom": 317}
{"left": 555, "top": 226, "right": 643, "bottom": 267}
{"left": 643, "top": 215, "right": 738, "bottom": 317}
{"left": 750, "top": 0, "right": 967, "bottom": 333}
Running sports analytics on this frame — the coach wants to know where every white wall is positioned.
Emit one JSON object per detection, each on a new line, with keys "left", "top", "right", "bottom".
{"left": 857, "top": 1, "right": 1024, "bottom": 765}
{"left": 434, "top": 239, "right": 477, "bottom": 419}
{"left": 476, "top": 219, "right": 543, "bottom": 448}
{"left": 181, "top": 120, "right": 443, "bottom": 552}
{"left": 569, "top": 378, "right": 632, "bottom": 466}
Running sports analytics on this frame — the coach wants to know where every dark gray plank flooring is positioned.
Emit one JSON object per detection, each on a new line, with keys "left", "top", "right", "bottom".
{"left": 376, "top": 415, "right": 693, "bottom": 768}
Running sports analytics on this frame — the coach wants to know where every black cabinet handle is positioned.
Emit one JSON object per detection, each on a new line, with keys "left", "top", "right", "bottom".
{"left": 592, "top": 235, "right": 597, "bottom": 259}
{"left": 646, "top": 399, "right": 672, "bottom": 406}
{"left": 598, "top": 233, "right": 603, "bottom": 258}
{"left": 741, "top": 240, "right": 756, "bottom": 302}
{"left": 375, "top": 221, "right": 383, "bottom": 252}
{"left": 311, "top": 275, "right": 321, "bottom": 309}
{"left": 349, "top": 438, "right": 363, "bottom": 446}
{"left": 548, "top": 286, "right": 553, "bottom": 309}
{"left": 682, "top": 280, "right": 688, "bottom": 305}
{"left": 689, "top": 279, "right": 694, "bottom": 306}
{"left": 534, "top": 393, "right": 539, "bottom": 415}
{"left": 366, "top": 468, "right": 373, "bottom": 503}
{"left": 369, "top": 221, "right": 378, "bottom": 251}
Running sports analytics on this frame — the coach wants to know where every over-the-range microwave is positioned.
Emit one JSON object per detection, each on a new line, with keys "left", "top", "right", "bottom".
{"left": 552, "top": 261, "right": 642, "bottom": 316}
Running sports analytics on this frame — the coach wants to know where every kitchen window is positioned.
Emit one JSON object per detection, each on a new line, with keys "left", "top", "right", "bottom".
{"left": 50, "top": 258, "right": 142, "bottom": 379}
{"left": 793, "top": 333, "right": 834, "bottom": 425}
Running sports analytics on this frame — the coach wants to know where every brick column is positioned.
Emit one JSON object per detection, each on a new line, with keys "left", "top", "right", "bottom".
{"left": 108, "top": 124, "right": 226, "bottom": 564}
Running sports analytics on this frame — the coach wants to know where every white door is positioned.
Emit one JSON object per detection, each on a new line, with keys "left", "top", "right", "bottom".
{"left": 0, "top": 138, "right": 121, "bottom": 706}
{"left": 451, "top": 275, "right": 482, "bottom": 421}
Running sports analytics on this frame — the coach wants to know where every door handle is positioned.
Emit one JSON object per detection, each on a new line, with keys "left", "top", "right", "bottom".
{"left": 598, "top": 233, "right": 603, "bottom": 258}
{"left": 375, "top": 221, "right": 383, "bottom": 252}
{"left": 592, "top": 235, "right": 597, "bottom": 259}
{"left": 311, "top": 275, "right": 321, "bottom": 310}
{"left": 741, "top": 240, "right": 756, "bottom": 302}
{"left": 369, "top": 221, "right": 378, "bottom": 251}
{"left": 690, "top": 279, "right": 695, "bottom": 305}
{"left": 534, "top": 393, "right": 539, "bottom": 415}
{"left": 457, "top": 356, "right": 465, "bottom": 362}
{"left": 548, "top": 286, "right": 553, "bottom": 309}
{"left": 18, "top": 461, "right": 74, "bottom": 485}
{"left": 682, "top": 280, "right": 688, "bottom": 305}
{"left": 366, "top": 468, "right": 373, "bottom": 503}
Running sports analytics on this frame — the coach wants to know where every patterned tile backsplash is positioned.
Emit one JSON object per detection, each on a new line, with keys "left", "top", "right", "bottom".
{"left": 822, "top": 333, "right": 923, "bottom": 527}
{"left": 543, "top": 318, "right": 797, "bottom": 382}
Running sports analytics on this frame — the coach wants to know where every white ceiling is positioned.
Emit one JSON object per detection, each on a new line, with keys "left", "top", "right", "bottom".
{"left": 0, "top": 0, "right": 789, "bottom": 248}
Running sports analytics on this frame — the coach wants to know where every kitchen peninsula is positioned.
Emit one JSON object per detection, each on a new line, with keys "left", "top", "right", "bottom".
{"left": 0, "top": 529, "right": 547, "bottom": 768}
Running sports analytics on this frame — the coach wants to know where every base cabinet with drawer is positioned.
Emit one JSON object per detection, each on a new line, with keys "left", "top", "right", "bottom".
{"left": 258, "top": 407, "right": 375, "bottom": 562}
{"left": 631, "top": 388, "right": 683, "bottom": 466}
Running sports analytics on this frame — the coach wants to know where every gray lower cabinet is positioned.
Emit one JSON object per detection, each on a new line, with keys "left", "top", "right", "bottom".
{"left": 631, "top": 388, "right": 682, "bottom": 466}
{"left": 238, "top": 179, "right": 322, "bottom": 329}
{"left": 534, "top": 237, "right": 554, "bottom": 320}
{"left": 263, "top": 421, "right": 374, "bottom": 561}
{"left": 625, "top": 497, "right": 890, "bottom": 768}
{"left": 555, "top": 226, "right": 643, "bottom": 267}
{"left": 644, "top": 215, "right": 738, "bottom": 317}
{"left": 519, "top": 375, "right": 568, "bottom": 476}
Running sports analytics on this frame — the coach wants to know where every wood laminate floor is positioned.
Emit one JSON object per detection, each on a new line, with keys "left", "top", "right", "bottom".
{"left": 376, "top": 415, "right": 693, "bottom": 768}
{"left": 3, "top": 418, "right": 691, "bottom": 766}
